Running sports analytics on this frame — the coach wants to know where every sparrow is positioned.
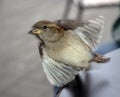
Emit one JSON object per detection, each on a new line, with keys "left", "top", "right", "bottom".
{"left": 29, "top": 16, "right": 109, "bottom": 87}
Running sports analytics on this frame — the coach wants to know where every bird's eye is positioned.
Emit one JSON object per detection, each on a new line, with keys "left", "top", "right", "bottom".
{"left": 43, "top": 26, "right": 47, "bottom": 29}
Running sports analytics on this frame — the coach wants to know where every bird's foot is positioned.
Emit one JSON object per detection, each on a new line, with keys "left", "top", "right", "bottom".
{"left": 90, "top": 53, "right": 110, "bottom": 63}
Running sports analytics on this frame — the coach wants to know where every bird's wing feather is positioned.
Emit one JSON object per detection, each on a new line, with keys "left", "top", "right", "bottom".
{"left": 74, "top": 16, "right": 104, "bottom": 50}
{"left": 55, "top": 20, "right": 81, "bottom": 30}
{"left": 42, "top": 49, "right": 79, "bottom": 86}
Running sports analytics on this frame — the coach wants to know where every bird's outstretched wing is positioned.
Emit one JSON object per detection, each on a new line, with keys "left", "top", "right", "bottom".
{"left": 32, "top": 17, "right": 104, "bottom": 50}
{"left": 74, "top": 16, "right": 104, "bottom": 50}
{"left": 56, "top": 16, "right": 104, "bottom": 50}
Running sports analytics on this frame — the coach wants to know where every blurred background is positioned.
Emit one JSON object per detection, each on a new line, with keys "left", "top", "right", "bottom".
{"left": 0, "top": 0, "right": 119, "bottom": 97}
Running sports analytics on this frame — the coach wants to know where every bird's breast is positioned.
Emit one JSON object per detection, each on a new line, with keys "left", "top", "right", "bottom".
{"left": 45, "top": 31, "right": 92, "bottom": 68}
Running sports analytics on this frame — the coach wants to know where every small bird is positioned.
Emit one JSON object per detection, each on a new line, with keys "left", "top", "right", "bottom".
{"left": 29, "top": 16, "right": 109, "bottom": 87}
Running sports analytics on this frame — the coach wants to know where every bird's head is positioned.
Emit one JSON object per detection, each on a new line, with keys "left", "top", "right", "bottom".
{"left": 29, "top": 20, "right": 64, "bottom": 43}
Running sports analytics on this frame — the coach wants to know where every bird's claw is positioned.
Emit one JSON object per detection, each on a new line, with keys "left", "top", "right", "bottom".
{"left": 90, "top": 53, "right": 110, "bottom": 63}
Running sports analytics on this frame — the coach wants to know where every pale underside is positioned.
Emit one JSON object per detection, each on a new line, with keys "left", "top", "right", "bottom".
{"left": 41, "top": 16, "right": 104, "bottom": 86}
{"left": 42, "top": 36, "right": 91, "bottom": 86}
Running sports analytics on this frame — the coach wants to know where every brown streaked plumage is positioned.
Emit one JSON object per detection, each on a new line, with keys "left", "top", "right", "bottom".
{"left": 29, "top": 16, "right": 110, "bottom": 86}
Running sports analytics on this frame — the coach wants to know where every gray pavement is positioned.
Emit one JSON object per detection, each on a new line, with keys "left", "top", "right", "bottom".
{"left": 0, "top": 0, "right": 119, "bottom": 97}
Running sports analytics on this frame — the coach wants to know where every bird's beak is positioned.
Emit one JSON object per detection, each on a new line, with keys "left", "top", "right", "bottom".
{"left": 28, "top": 29, "right": 43, "bottom": 35}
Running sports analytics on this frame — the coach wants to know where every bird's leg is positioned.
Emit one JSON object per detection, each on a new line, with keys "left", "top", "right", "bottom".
{"left": 90, "top": 52, "right": 110, "bottom": 63}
